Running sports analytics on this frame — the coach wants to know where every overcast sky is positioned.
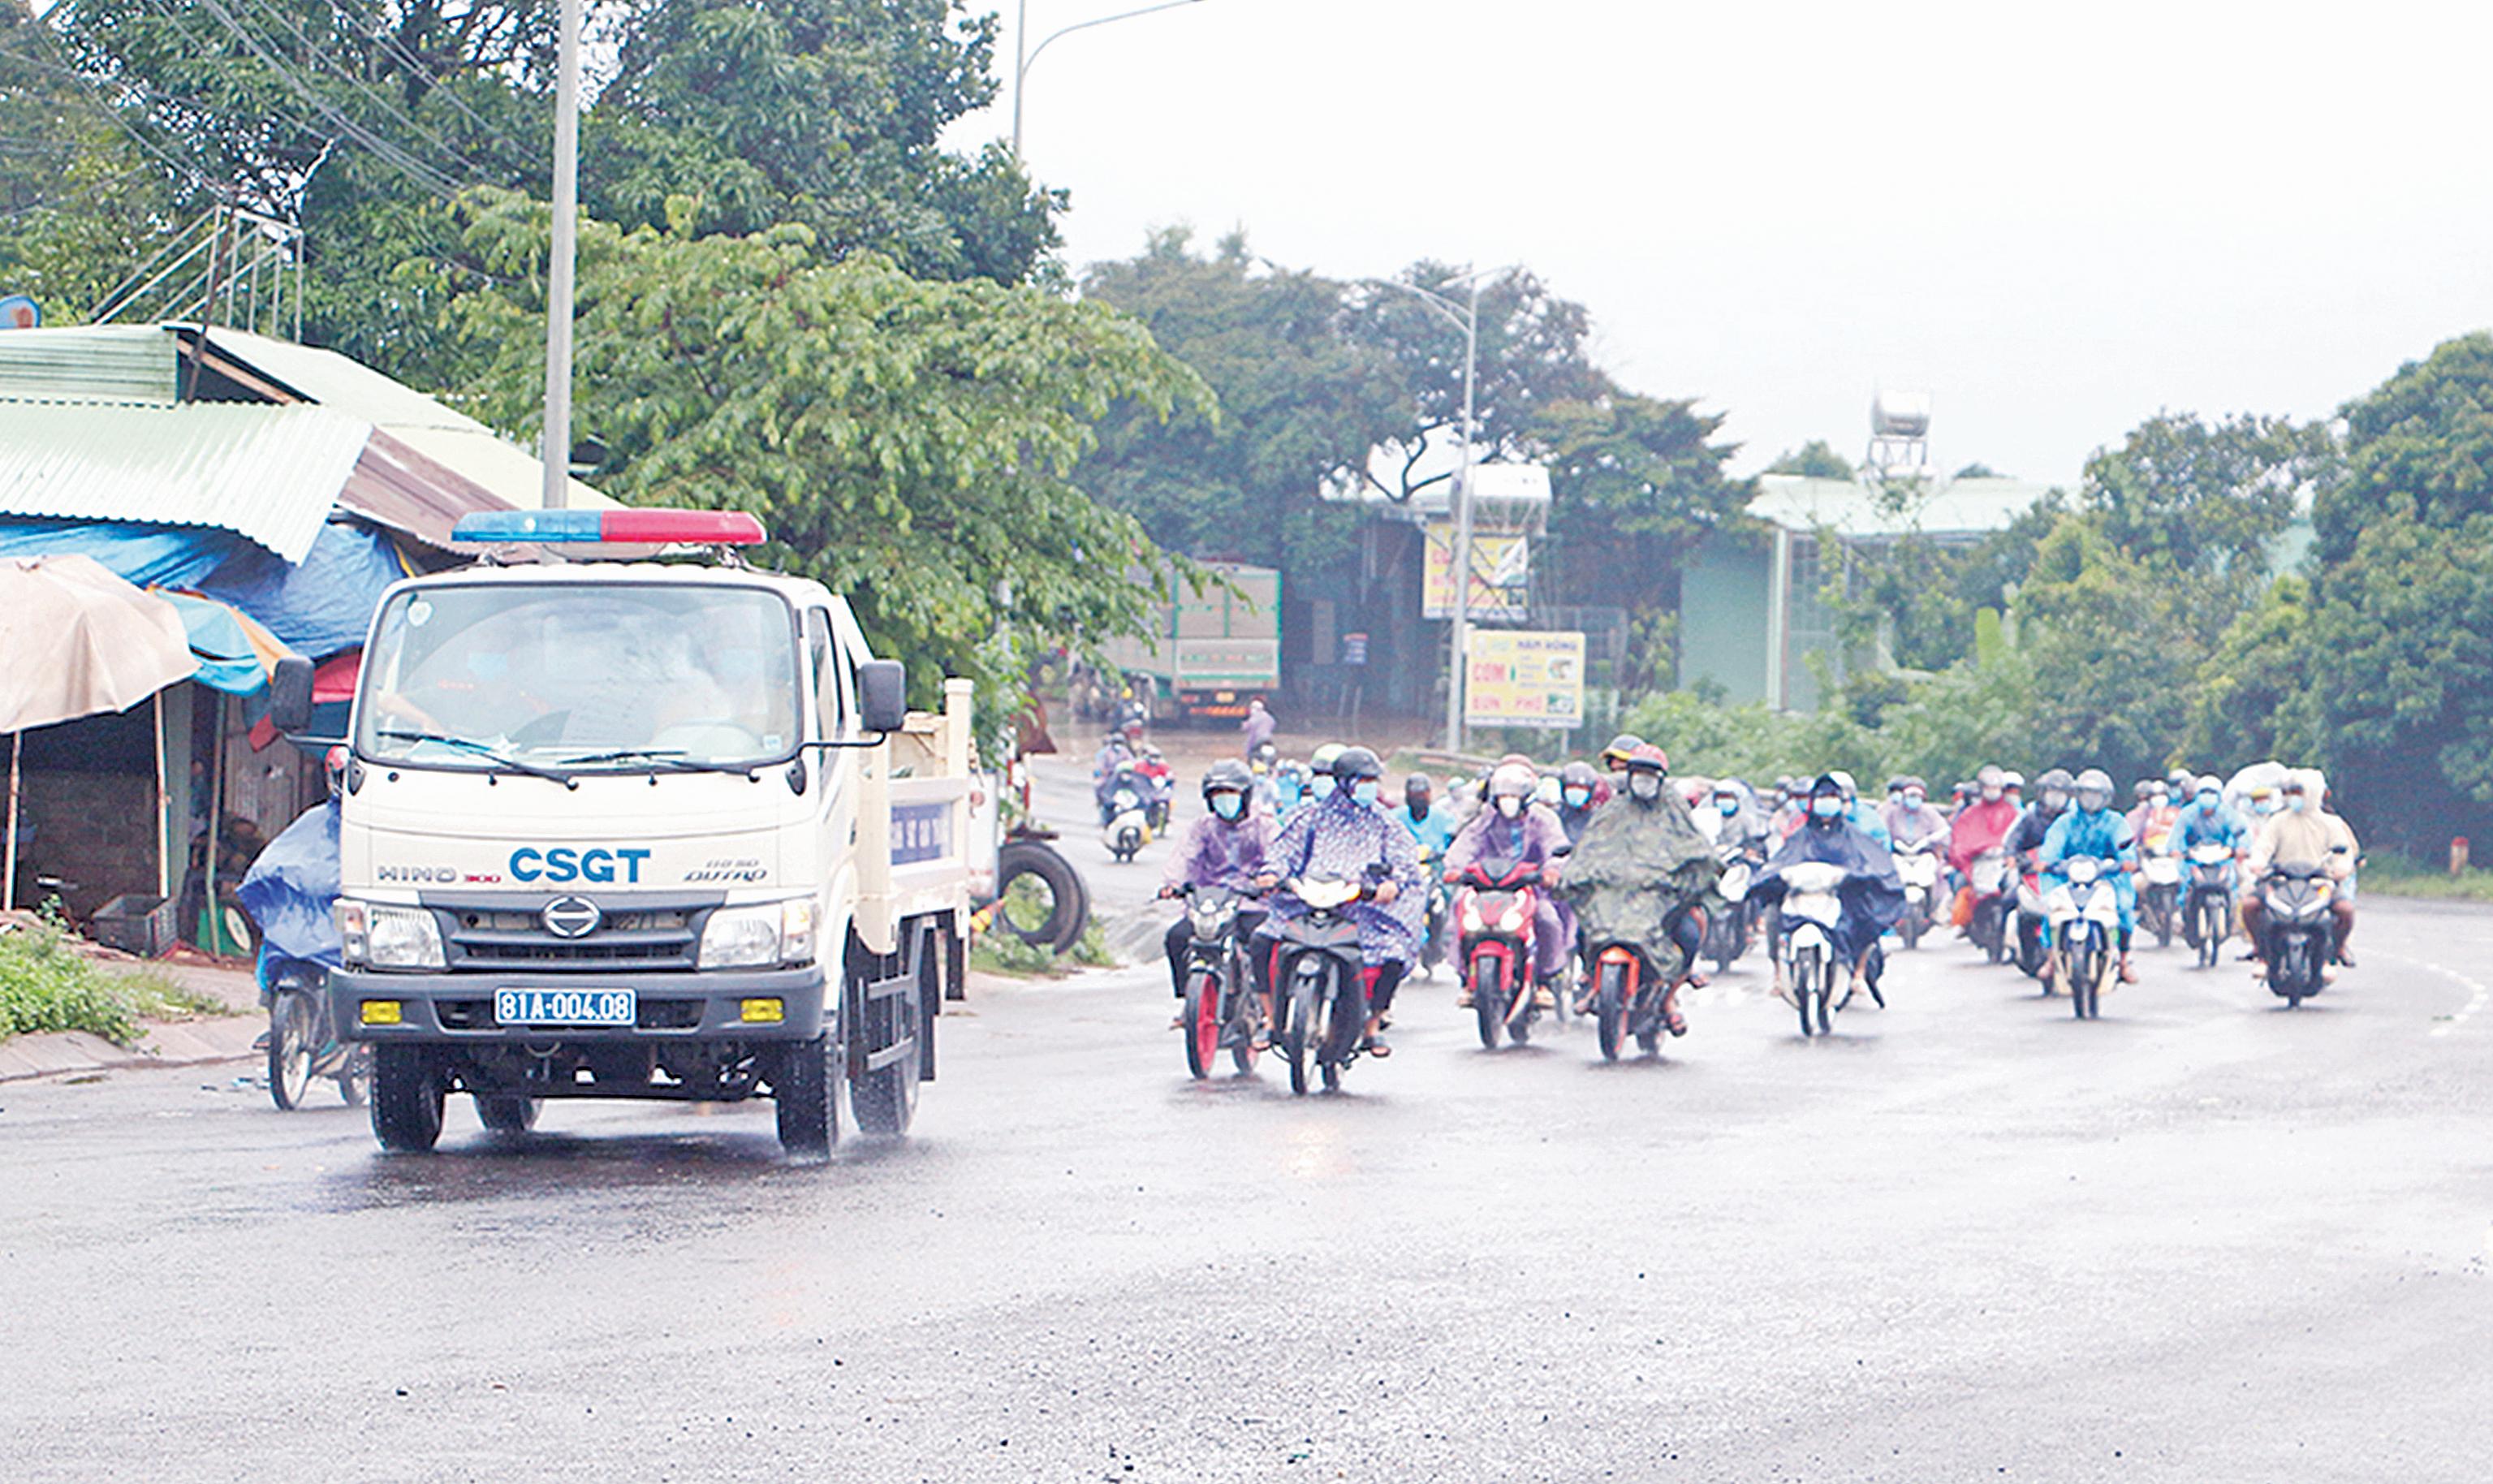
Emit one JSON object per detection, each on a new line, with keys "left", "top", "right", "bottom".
{"left": 975, "top": 0, "right": 2493, "bottom": 485}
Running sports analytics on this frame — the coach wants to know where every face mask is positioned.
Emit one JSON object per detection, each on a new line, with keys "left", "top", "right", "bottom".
{"left": 2079, "top": 793, "right": 2110, "bottom": 813}
{"left": 1903, "top": 792, "right": 1925, "bottom": 809}
{"left": 1717, "top": 798, "right": 1739, "bottom": 817}
{"left": 2198, "top": 791, "right": 2218, "bottom": 807}
{"left": 1311, "top": 775, "right": 1335, "bottom": 800}
{"left": 2287, "top": 795, "right": 2309, "bottom": 813}
{"left": 1628, "top": 774, "right": 1662, "bottom": 801}
{"left": 1563, "top": 787, "right": 1591, "bottom": 809}
{"left": 1810, "top": 796, "right": 1843, "bottom": 819}
{"left": 2256, "top": 798, "right": 2278, "bottom": 816}
{"left": 1495, "top": 794, "right": 1524, "bottom": 818}
{"left": 1210, "top": 792, "right": 1244, "bottom": 822}
{"left": 1351, "top": 779, "right": 1379, "bottom": 807}
{"left": 2042, "top": 791, "right": 2069, "bottom": 812}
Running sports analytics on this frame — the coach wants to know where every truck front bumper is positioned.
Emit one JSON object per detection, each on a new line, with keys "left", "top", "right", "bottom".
{"left": 330, "top": 964, "right": 830, "bottom": 1043}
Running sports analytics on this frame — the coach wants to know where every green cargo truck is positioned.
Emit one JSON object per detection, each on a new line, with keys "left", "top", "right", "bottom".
{"left": 1099, "top": 562, "right": 1281, "bottom": 723}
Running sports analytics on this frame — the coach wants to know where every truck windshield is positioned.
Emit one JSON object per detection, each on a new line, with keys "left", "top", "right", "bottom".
{"left": 356, "top": 583, "right": 802, "bottom": 774}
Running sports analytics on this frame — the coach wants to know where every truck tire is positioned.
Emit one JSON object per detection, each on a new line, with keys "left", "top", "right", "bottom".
{"left": 852, "top": 939, "right": 922, "bottom": 1137}
{"left": 476, "top": 1095, "right": 541, "bottom": 1135}
{"left": 996, "top": 839, "right": 1088, "bottom": 953}
{"left": 370, "top": 1043, "right": 444, "bottom": 1153}
{"left": 774, "top": 1033, "right": 840, "bottom": 1158}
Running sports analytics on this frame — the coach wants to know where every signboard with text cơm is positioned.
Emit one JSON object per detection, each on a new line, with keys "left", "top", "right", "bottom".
{"left": 1464, "top": 630, "right": 1585, "bottom": 730}
{"left": 1421, "top": 521, "right": 1529, "bottom": 622}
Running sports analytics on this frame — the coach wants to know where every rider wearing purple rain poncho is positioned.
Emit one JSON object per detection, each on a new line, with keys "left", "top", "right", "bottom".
{"left": 1253, "top": 747, "right": 1426, "bottom": 1055}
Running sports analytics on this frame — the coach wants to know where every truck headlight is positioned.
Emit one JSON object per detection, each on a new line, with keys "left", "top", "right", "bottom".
{"left": 336, "top": 900, "right": 444, "bottom": 971}
{"left": 699, "top": 899, "right": 817, "bottom": 970}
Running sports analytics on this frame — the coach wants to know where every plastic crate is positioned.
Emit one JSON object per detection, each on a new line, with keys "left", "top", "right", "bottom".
{"left": 88, "top": 894, "right": 179, "bottom": 958}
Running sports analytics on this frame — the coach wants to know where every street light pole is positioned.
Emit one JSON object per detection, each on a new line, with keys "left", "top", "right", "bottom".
{"left": 540, "top": 0, "right": 583, "bottom": 510}
{"left": 1012, "top": 0, "right": 1206, "bottom": 155}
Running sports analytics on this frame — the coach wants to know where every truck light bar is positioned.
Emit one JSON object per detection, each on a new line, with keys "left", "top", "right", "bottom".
{"left": 450, "top": 509, "right": 768, "bottom": 546}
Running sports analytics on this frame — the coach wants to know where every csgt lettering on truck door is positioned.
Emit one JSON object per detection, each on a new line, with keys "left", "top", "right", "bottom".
{"left": 508, "top": 847, "right": 653, "bottom": 885}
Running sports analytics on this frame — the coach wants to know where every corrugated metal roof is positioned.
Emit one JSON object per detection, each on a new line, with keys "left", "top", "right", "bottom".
{"left": 206, "top": 329, "right": 614, "bottom": 510}
{"left": 0, "top": 402, "right": 368, "bottom": 563}
{"left": 0, "top": 325, "right": 181, "bottom": 403}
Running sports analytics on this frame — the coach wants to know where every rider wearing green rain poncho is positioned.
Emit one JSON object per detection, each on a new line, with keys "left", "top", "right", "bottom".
{"left": 1557, "top": 744, "right": 1723, "bottom": 1035}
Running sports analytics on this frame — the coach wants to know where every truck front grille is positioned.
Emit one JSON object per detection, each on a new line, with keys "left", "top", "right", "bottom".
{"left": 416, "top": 894, "right": 724, "bottom": 975}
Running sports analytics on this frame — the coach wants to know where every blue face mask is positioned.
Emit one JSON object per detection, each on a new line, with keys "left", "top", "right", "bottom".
{"left": 1351, "top": 779, "right": 1379, "bottom": 807}
{"left": 1210, "top": 792, "right": 1244, "bottom": 822}
{"left": 1311, "top": 775, "right": 1335, "bottom": 800}
{"left": 1811, "top": 796, "right": 1844, "bottom": 819}
{"left": 1563, "top": 787, "right": 1591, "bottom": 809}
{"left": 1718, "top": 798, "right": 1740, "bottom": 816}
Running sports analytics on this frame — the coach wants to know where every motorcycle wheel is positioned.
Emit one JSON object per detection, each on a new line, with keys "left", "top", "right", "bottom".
{"left": 1816, "top": 958, "right": 1836, "bottom": 1037}
{"left": 2154, "top": 896, "right": 2175, "bottom": 951}
{"left": 267, "top": 992, "right": 313, "bottom": 1112}
{"left": 2069, "top": 944, "right": 2092, "bottom": 1019}
{"left": 1794, "top": 949, "right": 1818, "bottom": 1037}
{"left": 336, "top": 1053, "right": 370, "bottom": 1107}
{"left": 1284, "top": 978, "right": 1318, "bottom": 1095}
{"left": 1472, "top": 957, "right": 1507, "bottom": 1050}
{"left": 1227, "top": 968, "right": 1262, "bottom": 1076}
{"left": 1183, "top": 971, "right": 1220, "bottom": 1080}
{"left": 2200, "top": 899, "right": 2225, "bottom": 968}
{"left": 1594, "top": 965, "right": 1626, "bottom": 1063}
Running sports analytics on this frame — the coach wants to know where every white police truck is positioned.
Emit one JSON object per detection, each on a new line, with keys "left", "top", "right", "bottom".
{"left": 270, "top": 508, "right": 985, "bottom": 1157}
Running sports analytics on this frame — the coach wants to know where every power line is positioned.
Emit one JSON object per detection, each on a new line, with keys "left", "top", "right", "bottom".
{"left": 223, "top": 0, "right": 499, "bottom": 183}
{"left": 347, "top": 3, "right": 536, "bottom": 162}
{"left": 183, "top": 0, "right": 464, "bottom": 196}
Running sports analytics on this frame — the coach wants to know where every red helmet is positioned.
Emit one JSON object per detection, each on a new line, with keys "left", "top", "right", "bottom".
{"left": 1624, "top": 743, "right": 1670, "bottom": 774}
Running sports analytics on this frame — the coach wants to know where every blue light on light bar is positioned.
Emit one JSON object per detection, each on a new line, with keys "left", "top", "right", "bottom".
{"left": 449, "top": 509, "right": 769, "bottom": 546}
{"left": 451, "top": 510, "right": 606, "bottom": 542}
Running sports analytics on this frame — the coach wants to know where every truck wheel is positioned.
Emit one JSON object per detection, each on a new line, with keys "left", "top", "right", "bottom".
{"left": 476, "top": 1095, "right": 541, "bottom": 1135}
{"left": 852, "top": 958, "right": 921, "bottom": 1137}
{"left": 370, "top": 1044, "right": 444, "bottom": 1153}
{"left": 774, "top": 1033, "right": 840, "bottom": 1158}
{"left": 996, "top": 840, "right": 1087, "bottom": 952}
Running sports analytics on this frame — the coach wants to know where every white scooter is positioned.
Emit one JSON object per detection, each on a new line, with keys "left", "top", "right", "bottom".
{"left": 1778, "top": 861, "right": 1851, "bottom": 1038}
{"left": 1100, "top": 766, "right": 1152, "bottom": 863}
{"left": 2045, "top": 855, "right": 2123, "bottom": 1020}
{"left": 1892, "top": 839, "right": 1943, "bottom": 950}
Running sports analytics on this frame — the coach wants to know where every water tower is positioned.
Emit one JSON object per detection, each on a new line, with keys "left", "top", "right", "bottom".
{"left": 1865, "top": 390, "right": 1931, "bottom": 481}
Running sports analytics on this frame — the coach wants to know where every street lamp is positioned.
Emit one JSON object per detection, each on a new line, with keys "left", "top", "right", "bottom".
{"left": 1369, "top": 266, "right": 1513, "bottom": 753}
{"left": 1012, "top": 0, "right": 1207, "bottom": 155}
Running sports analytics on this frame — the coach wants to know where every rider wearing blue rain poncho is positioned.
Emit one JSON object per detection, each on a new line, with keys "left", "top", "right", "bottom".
{"left": 1750, "top": 774, "right": 1905, "bottom": 1006}
{"left": 2038, "top": 767, "right": 2140, "bottom": 986}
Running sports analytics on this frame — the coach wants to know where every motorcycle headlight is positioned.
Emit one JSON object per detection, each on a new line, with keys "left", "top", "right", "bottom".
{"left": 1460, "top": 899, "right": 1486, "bottom": 933}
{"left": 336, "top": 900, "right": 443, "bottom": 972}
{"left": 698, "top": 899, "right": 817, "bottom": 970}
{"left": 1499, "top": 904, "right": 1526, "bottom": 933}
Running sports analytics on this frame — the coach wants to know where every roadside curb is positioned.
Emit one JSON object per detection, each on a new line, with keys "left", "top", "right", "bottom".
{"left": 0, "top": 1015, "right": 260, "bottom": 1084}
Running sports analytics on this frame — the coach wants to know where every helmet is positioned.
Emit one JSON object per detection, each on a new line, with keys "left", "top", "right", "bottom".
{"left": 1331, "top": 746, "right": 1382, "bottom": 782}
{"left": 2197, "top": 774, "right": 2223, "bottom": 795}
{"left": 1559, "top": 760, "right": 1599, "bottom": 788}
{"left": 1534, "top": 774, "right": 1563, "bottom": 805}
{"left": 1120, "top": 717, "right": 1144, "bottom": 738}
{"left": 1711, "top": 777, "right": 1741, "bottom": 799}
{"left": 1600, "top": 733, "right": 1645, "bottom": 770}
{"left": 1201, "top": 759, "right": 1253, "bottom": 800}
{"left": 1885, "top": 777, "right": 1909, "bottom": 796}
{"left": 2133, "top": 779, "right": 2157, "bottom": 801}
{"left": 1623, "top": 743, "right": 1669, "bottom": 774}
{"left": 1976, "top": 765, "right": 2005, "bottom": 793}
{"left": 2075, "top": 768, "right": 2115, "bottom": 806}
{"left": 1250, "top": 740, "right": 1277, "bottom": 771}
{"left": 2035, "top": 767, "right": 2075, "bottom": 792}
{"left": 2167, "top": 768, "right": 2194, "bottom": 793}
{"left": 1809, "top": 772, "right": 1845, "bottom": 798}
{"left": 1487, "top": 762, "right": 1538, "bottom": 799}
{"left": 1309, "top": 741, "right": 1344, "bottom": 774}
{"left": 2001, "top": 770, "right": 2025, "bottom": 789}
{"left": 1404, "top": 771, "right": 1434, "bottom": 802}
{"left": 1830, "top": 770, "right": 1858, "bottom": 800}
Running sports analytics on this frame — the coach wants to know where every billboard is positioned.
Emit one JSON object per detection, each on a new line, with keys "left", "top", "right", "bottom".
{"left": 1421, "top": 521, "right": 1529, "bottom": 622}
{"left": 1465, "top": 630, "right": 1585, "bottom": 730}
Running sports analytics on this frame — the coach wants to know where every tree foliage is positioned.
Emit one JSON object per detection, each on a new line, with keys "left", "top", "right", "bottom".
{"left": 446, "top": 191, "right": 1208, "bottom": 707}
{"left": 1763, "top": 440, "right": 1854, "bottom": 479}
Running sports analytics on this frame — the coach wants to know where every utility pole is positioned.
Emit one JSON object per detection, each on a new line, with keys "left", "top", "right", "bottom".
{"left": 1012, "top": 0, "right": 1207, "bottom": 156}
{"left": 1446, "top": 274, "right": 1483, "bottom": 754}
{"left": 541, "top": 0, "right": 584, "bottom": 510}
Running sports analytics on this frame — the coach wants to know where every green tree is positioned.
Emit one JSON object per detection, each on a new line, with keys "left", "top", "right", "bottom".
{"left": 446, "top": 191, "right": 1208, "bottom": 707}
{"left": 1764, "top": 440, "right": 1853, "bottom": 479}
{"left": 0, "top": 6, "right": 183, "bottom": 314}
{"left": 2080, "top": 410, "right": 2336, "bottom": 597}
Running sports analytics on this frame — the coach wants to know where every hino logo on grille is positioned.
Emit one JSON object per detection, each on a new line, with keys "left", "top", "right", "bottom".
{"left": 541, "top": 896, "right": 602, "bottom": 938}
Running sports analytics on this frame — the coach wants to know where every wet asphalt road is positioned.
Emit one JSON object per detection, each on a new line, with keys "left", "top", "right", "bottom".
{"left": 4, "top": 897, "right": 2491, "bottom": 1483}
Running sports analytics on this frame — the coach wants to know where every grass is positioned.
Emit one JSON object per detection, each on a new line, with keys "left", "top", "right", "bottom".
{"left": 2351, "top": 855, "right": 2493, "bottom": 904}
{"left": 970, "top": 878, "right": 1120, "bottom": 979}
{"left": 0, "top": 917, "right": 241, "bottom": 1046}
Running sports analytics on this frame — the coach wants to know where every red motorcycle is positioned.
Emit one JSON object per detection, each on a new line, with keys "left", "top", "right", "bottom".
{"left": 1454, "top": 856, "right": 1548, "bottom": 1049}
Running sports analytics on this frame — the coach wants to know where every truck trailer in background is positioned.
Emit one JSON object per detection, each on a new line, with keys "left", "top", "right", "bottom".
{"left": 1097, "top": 562, "right": 1281, "bottom": 724}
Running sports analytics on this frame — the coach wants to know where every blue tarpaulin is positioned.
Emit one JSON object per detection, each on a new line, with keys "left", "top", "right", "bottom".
{"left": 237, "top": 800, "right": 341, "bottom": 969}
{"left": 156, "top": 590, "right": 275, "bottom": 694}
{"left": 0, "top": 518, "right": 243, "bottom": 589}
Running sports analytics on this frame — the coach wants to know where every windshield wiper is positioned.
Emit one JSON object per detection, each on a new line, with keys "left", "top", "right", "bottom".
{"left": 555, "top": 747, "right": 758, "bottom": 778}
{"left": 375, "top": 729, "right": 577, "bottom": 787}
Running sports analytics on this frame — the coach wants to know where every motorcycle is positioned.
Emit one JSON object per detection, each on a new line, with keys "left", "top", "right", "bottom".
{"left": 1453, "top": 857, "right": 1547, "bottom": 1050}
{"left": 1702, "top": 844, "right": 1756, "bottom": 974}
{"left": 1099, "top": 765, "right": 1153, "bottom": 863}
{"left": 1416, "top": 848, "right": 1451, "bottom": 978}
{"left": 2257, "top": 865, "right": 2336, "bottom": 1008}
{"left": 2012, "top": 861, "right": 2052, "bottom": 981}
{"left": 262, "top": 951, "right": 370, "bottom": 1110}
{"left": 1173, "top": 886, "right": 1262, "bottom": 1079}
{"left": 1892, "top": 839, "right": 1943, "bottom": 951}
{"left": 1967, "top": 848, "right": 2013, "bottom": 963}
{"left": 1582, "top": 935, "right": 1679, "bottom": 1061}
{"left": 2137, "top": 839, "right": 2183, "bottom": 949}
{"left": 2046, "top": 855, "right": 2121, "bottom": 1020}
{"left": 1136, "top": 746, "right": 1174, "bottom": 834}
{"left": 2183, "top": 843, "right": 2236, "bottom": 968}
{"left": 1270, "top": 876, "right": 1377, "bottom": 1094}
{"left": 1778, "top": 861, "right": 1852, "bottom": 1038}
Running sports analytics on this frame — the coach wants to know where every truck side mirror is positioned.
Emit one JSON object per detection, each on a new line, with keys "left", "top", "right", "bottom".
{"left": 269, "top": 655, "right": 315, "bottom": 734}
{"left": 858, "top": 659, "right": 908, "bottom": 734}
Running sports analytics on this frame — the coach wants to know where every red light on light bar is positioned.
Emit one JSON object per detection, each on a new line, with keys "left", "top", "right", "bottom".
{"left": 599, "top": 510, "right": 767, "bottom": 545}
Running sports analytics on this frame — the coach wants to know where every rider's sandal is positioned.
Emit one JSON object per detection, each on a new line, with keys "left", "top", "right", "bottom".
{"left": 1664, "top": 1007, "right": 1689, "bottom": 1037}
{"left": 1362, "top": 1035, "right": 1392, "bottom": 1058}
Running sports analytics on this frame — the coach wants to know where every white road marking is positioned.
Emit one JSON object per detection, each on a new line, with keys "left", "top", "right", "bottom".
{"left": 2386, "top": 951, "right": 2491, "bottom": 1038}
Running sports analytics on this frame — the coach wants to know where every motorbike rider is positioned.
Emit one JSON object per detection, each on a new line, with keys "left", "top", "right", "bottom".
{"left": 1559, "top": 744, "right": 1721, "bottom": 1033}
{"left": 1555, "top": 761, "right": 1603, "bottom": 846}
{"left": 1394, "top": 773, "right": 1459, "bottom": 970}
{"left": 1946, "top": 765, "right": 2021, "bottom": 909}
{"left": 2126, "top": 779, "right": 2178, "bottom": 850}
{"left": 1883, "top": 776, "right": 1950, "bottom": 855}
{"left": 1829, "top": 770, "right": 1891, "bottom": 848}
{"left": 1282, "top": 742, "right": 1345, "bottom": 822}
{"left": 1093, "top": 718, "right": 1145, "bottom": 823}
{"left": 1754, "top": 774, "right": 1906, "bottom": 1005}
{"left": 1252, "top": 746, "right": 1426, "bottom": 1056}
{"left": 2038, "top": 766, "right": 2141, "bottom": 986}
{"left": 2004, "top": 767, "right": 2076, "bottom": 869}
{"left": 1240, "top": 696, "right": 1275, "bottom": 757}
{"left": 1157, "top": 760, "right": 1275, "bottom": 1008}
{"left": 1445, "top": 761, "right": 1575, "bottom": 1010}
{"left": 1599, "top": 734, "right": 1645, "bottom": 780}
{"left": 1710, "top": 779, "right": 1770, "bottom": 855}
{"left": 2242, "top": 774, "right": 2360, "bottom": 973}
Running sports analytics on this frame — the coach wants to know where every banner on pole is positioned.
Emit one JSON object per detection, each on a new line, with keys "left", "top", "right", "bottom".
{"left": 1421, "top": 520, "right": 1529, "bottom": 622}
{"left": 1465, "top": 629, "right": 1585, "bottom": 730}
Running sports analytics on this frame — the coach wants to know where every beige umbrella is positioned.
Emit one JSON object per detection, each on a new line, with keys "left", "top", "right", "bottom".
{"left": 0, "top": 555, "right": 196, "bottom": 910}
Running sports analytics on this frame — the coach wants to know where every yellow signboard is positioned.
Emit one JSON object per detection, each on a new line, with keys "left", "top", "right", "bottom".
{"left": 1421, "top": 521, "right": 1529, "bottom": 622}
{"left": 1465, "top": 630, "right": 1585, "bottom": 730}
